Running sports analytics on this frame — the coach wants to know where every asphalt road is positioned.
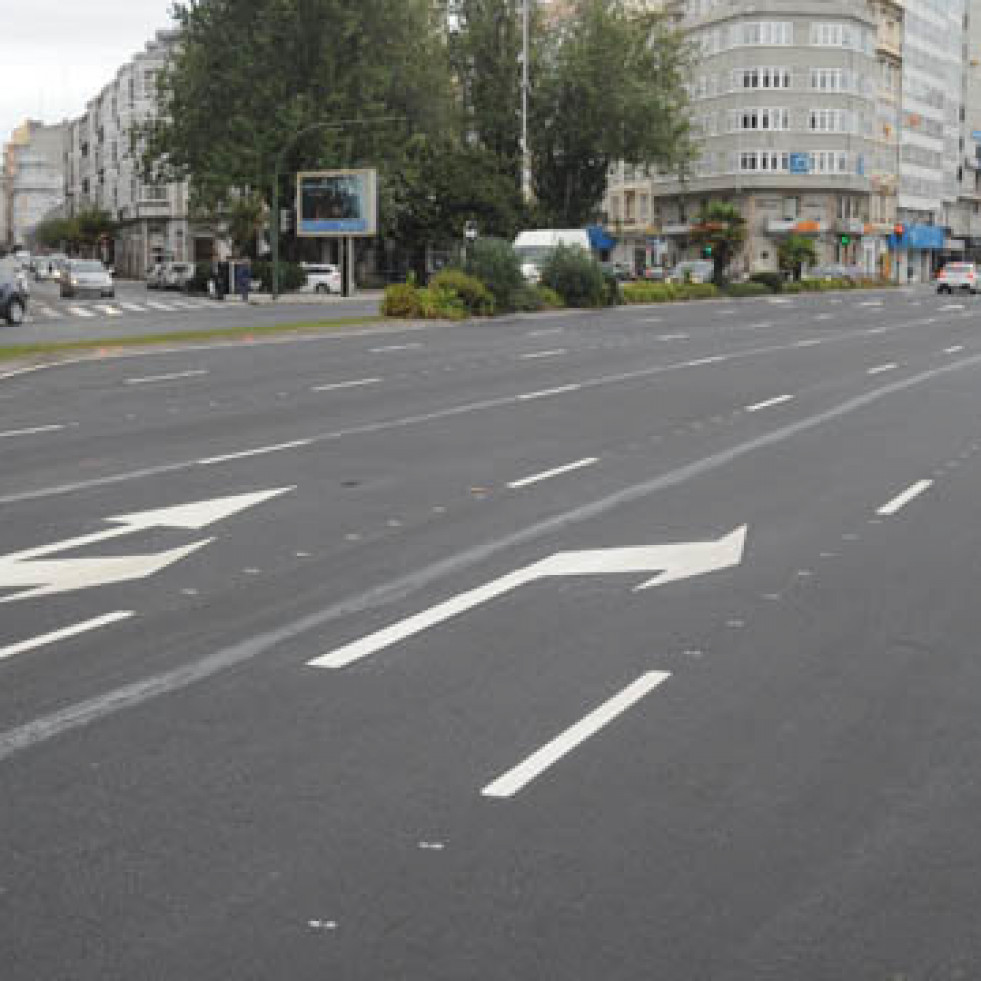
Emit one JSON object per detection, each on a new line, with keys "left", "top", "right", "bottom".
{"left": 3, "top": 285, "right": 981, "bottom": 979}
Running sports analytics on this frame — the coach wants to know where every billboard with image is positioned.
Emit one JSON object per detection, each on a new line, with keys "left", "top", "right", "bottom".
{"left": 296, "top": 169, "right": 378, "bottom": 237}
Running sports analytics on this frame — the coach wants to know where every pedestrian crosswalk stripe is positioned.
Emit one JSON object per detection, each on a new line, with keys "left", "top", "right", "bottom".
{"left": 95, "top": 304, "right": 122, "bottom": 316}
{"left": 144, "top": 301, "right": 176, "bottom": 311}
{"left": 119, "top": 303, "right": 146, "bottom": 312}
{"left": 34, "top": 305, "right": 60, "bottom": 318}
{"left": 170, "top": 300, "right": 200, "bottom": 309}
{"left": 69, "top": 306, "right": 95, "bottom": 318}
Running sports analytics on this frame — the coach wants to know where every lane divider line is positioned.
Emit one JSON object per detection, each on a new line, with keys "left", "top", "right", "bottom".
{"left": 197, "top": 438, "right": 313, "bottom": 466}
{"left": 481, "top": 671, "right": 671, "bottom": 798}
{"left": 867, "top": 363, "right": 897, "bottom": 376}
{"left": 0, "top": 611, "right": 134, "bottom": 662}
{"left": 312, "top": 377, "right": 382, "bottom": 393}
{"left": 520, "top": 349, "right": 567, "bottom": 360}
{"left": 0, "top": 423, "right": 67, "bottom": 440}
{"left": 508, "top": 457, "right": 599, "bottom": 490}
{"left": 124, "top": 369, "right": 210, "bottom": 386}
{"left": 877, "top": 479, "right": 933, "bottom": 516}
{"left": 745, "top": 394, "right": 794, "bottom": 413}
{"left": 519, "top": 384, "right": 581, "bottom": 401}
{"left": 945, "top": 345, "right": 965, "bottom": 354}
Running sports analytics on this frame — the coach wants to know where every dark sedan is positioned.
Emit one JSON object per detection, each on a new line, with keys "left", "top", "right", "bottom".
{"left": 0, "top": 269, "right": 28, "bottom": 325}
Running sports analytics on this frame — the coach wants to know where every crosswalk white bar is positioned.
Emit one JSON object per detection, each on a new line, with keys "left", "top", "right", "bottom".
{"left": 69, "top": 306, "right": 95, "bottom": 318}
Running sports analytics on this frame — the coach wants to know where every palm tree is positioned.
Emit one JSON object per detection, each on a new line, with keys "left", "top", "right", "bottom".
{"left": 690, "top": 200, "right": 747, "bottom": 285}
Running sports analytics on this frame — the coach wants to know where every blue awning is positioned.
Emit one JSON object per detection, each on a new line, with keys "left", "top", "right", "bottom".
{"left": 588, "top": 225, "right": 617, "bottom": 251}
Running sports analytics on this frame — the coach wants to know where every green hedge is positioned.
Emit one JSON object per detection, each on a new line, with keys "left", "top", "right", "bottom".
{"left": 430, "top": 268, "right": 495, "bottom": 315}
{"left": 749, "top": 272, "right": 783, "bottom": 293}
{"left": 724, "top": 281, "right": 771, "bottom": 297}
{"left": 621, "top": 282, "right": 720, "bottom": 304}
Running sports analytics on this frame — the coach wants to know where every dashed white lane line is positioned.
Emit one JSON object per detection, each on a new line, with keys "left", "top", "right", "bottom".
{"left": 94, "top": 304, "right": 122, "bottom": 316}
{"left": 507, "top": 457, "right": 598, "bottom": 489}
{"left": 119, "top": 302, "right": 147, "bottom": 313}
{"left": 69, "top": 306, "right": 95, "bottom": 318}
{"left": 814, "top": 313, "right": 833, "bottom": 321}
{"left": 796, "top": 339, "right": 822, "bottom": 347}
{"left": 312, "top": 377, "right": 382, "bottom": 393}
{"left": 481, "top": 671, "right": 672, "bottom": 799}
{"left": 940, "top": 303, "right": 966, "bottom": 311}
{"left": 768, "top": 298, "right": 793, "bottom": 305}
{"left": 877, "top": 479, "right": 933, "bottom": 516}
{"left": 685, "top": 355, "right": 728, "bottom": 367}
{"left": 144, "top": 301, "right": 177, "bottom": 311}
{"left": 0, "top": 611, "right": 134, "bottom": 662}
{"left": 124, "top": 369, "right": 210, "bottom": 386}
{"left": 197, "top": 438, "right": 313, "bottom": 466}
{"left": 860, "top": 301, "right": 883, "bottom": 308}
{"left": 521, "top": 349, "right": 567, "bottom": 360}
{"left": 945, "top": 345, "right": 965, "bottom": 354}
{"left": 0, "top": 423, "right": 68, "bottom": 440}
{"left": 867, "top": 363, "right": 897, "bottom": 376}
{"left": 745, "top": 394, "right": 794, "bottom": 413}
{"left": 527, "top": 327, "right": 564, "bottom": 337}
{"left": 866, "top": 326, "right": 889, "bottom": 335}
{"left": 657, "top": 333, "right": 689, "bottom": 341}
{"left": 370, "top": 343, "right": 422, "bottom": 353}
{"left": 519, "top": 384, "right": 581, "bottom": 400}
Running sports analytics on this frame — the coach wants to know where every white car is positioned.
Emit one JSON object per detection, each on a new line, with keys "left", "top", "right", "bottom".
{"left": 301, "top": 263, "right": 342, "bottom": 294}
{"left": 936, "top": 262, "right": 978, "bottom": 294}
{"left": 163, "top": 262, "right": 196, "bottom": 291}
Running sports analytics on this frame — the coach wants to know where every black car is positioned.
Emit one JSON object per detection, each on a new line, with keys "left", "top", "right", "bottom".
{"left": 0, "top": 270, "right": 28, "bottom": 325}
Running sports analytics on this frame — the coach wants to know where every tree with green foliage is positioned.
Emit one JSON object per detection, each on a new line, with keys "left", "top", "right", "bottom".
{"left": 33, "top": 209, "right": 116, "bottom": 256}
{"left": 778, "top": 233, "right": 818, "bottom": 281}
{"left": 690, "top": 201, "right": 747, "bottom": 285}
{"left": 530, "top": 0, "right": 692, "bottom": 225}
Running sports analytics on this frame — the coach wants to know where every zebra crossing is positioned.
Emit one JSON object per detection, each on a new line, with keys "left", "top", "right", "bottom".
{"left": 25, "top": 297, "right": 237, "bottom": 323}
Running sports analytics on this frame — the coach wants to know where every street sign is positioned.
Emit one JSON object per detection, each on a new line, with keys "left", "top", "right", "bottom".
{"left": 309, "top": 526, "right": 748, "bottom": 669}
{"left": 296, "top": 169, "right": 378, "bottom": 238}
{"left": 0, "top": 488, "right": 293, "bottom": 603}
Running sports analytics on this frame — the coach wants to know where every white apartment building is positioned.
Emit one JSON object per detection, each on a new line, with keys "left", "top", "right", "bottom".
{"left": 2, "top": 120, "right": 66, "bottom": 249}
{"left": 605, "top": 0, "right": 978, "bottom": 280}
{"left": 64, "top": 30, "right": 219, "bottom": 277}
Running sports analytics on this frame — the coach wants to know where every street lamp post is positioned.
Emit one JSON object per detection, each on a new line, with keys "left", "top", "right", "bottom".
{"left": 521, "top": 0, "right": 532, "bottom": 202}
{"left": 270, "top": 116, "right": 405, "bottom": 299}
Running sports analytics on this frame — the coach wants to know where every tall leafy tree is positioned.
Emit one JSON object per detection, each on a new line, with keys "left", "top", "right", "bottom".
{"left": 778, "top": 234, "right": 818, "bottom": 281}
{"left": 690, "top": 200, "right": 746, "bottom": 285}
{"left": 530, "top": 0, "right": 692, "bottom": 226}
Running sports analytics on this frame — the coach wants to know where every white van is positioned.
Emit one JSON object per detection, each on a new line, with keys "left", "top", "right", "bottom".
{"left": 513, "top": 229, "right": 591, "bottom": 283}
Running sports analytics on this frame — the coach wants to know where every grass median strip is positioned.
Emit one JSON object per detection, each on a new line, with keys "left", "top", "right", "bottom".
{"left": 0, "top": 315, "right": 386, "bottom": 364}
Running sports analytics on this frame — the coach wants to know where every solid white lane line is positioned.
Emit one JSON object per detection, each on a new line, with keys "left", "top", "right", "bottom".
{"left": 94, "top": 304, "right": 122, "bottom": 316}
{"left": 144, "top": 301, "right": 177, "bottom": 311}
{"left": 312, "top": 377, "right": 382, "bottom": 392}
{"left": 0, "top": 423, "right": 67, "bottom": 440}
{"left": 877, "top": 479, "right": 933, "bottom": 516}
{"left": 69, "top": 306, "right": 95, "bottom": 318}
{"left": 370, "top": 343, "right": 422, "bottom": 353}
{"left": 796, "top": 339, "right": 822, "bottom": 347}
{"left": 860, "top": 301, "right": 883, "bottom": 308}
{"left": 119, "top": 302, "right": 146, "bottom": 312}
{"left": 867, "top": 363, "right": 897, "bottom": 375}
{"left": 197, "top": 438, "right": 312, "bottom": 465}
{"left": 518, "top": 384, "right": 581, "bottom": 400}
{"left": 745, "top": 394, "right": 794, "bottom": 413}
{"left": 508, "top": 457, "right": 598, "bottom": 489}
{"left": 124, "top": 369, "right": 210, "bottom": 385}
{"left": 481, "top": 671, "right": 672, "bottom": 798}
{"left": 527, "top": 327, "right": 563, "bottom": 336}
{"left": 945, "top": 345, "right": 965, "bottom": 354}
{"left": 0, "top": 611, "right": 134, "bottom": 662}
{"left": 686, "top": 355, "right": 728, "bottom": 366}
{"left": 657, "top": 333, "right": 689, "bottom": 341}
{"left": 521, "top": 349, "right": 567, "bottom": 360}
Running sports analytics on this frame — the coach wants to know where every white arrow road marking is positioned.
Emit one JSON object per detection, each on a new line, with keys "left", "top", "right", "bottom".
{"left": 0, "top": 611, "right": 135, "bottom": 661}
{"left": 481, "top": 671, "right": 671, "bottom": 798}
{"left": 0, "top": 486, "right": 293, "bottom": 603}
{"left": 309, "top": 526, "right": 746, "bottom": 669}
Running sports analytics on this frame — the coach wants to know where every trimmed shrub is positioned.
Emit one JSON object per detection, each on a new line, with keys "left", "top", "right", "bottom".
{"left": 621, "top": 282, "right": 678, "bottom": 303}
{"left": 749, "top": 272, "right": 783, "bottom": 293}
{"left": 417, "top": 285, "right": 468, "bottom": 320}
{"left": 252, "top": 260, "right": 306, "bottom": 293}
{"left": 724, "top": 281, "right": 770, "bottom": 298}
{"left": 467, "top": 237, "right": 524, "bottom": 311}
{"left": 511, "top": 284, "right": 545, "bottom": 312}
{"left": 431, "top": 268, "right": 495, "bottom": 315}
{"left": 541, "top": 245, "right": 607, "bottom": 308}
{"left": 382, "top": 283, "right": 423, "bottom": 318}
{"left": 676, "top": 282, "right": 720, "bottom": 300}
{"left": 536, "top": 285, "right": 564, "bottom": 309}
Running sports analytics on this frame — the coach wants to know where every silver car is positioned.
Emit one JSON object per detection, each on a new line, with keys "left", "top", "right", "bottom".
{"left": 61, "top": 259, "right": 115, "bottom": 299}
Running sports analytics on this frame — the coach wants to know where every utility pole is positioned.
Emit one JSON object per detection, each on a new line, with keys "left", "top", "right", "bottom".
{"left": 521, "top": 0, "right": 532, "bottom": 202}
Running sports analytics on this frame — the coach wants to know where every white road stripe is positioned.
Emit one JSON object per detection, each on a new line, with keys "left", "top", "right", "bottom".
{"left": 119, "top": 302, "right": 147, "bottom": 312}
{"left": 521, "top": 349, "right": 567, "bottom": 360}
{"left": 144, "top": 301, "right": 177, "bottom": 311}
{"left": 527, "top": 327, "right": 564, "bottom": 337}
{"left": 685, "top": 355, "right": 728, "bottom": 366}
{"left": 0, "top": 611, "right": 134, "bottom": 662}
{"left": 0, "top": 423, "right": 67, "bottom": 440}
{"left": 877, "top": 479, "right": 933, "bottom": 516}
{"left": 796, "top": 339, "right": 822, "bottom": 347}
{"left": 124, "top": 369, "right": 210, "bottom": 385}
{"left": 518, "top": 384, "right": 581, "bottom": 400}
{"left": 69, "top": 306, "right": 95, "bottom": 318}
{"left": 370, "top": 343, "right": 422, "bottom": 353}
{"left": 508, "top": 457, "right": 598, "bottom": 489}
{"left": 945, "top": 345, "right": 965, "bottom": 354}
{"left": 814, "top": 313, "right": 833, "bottom": 321}
{"left": 867, "top": 363, "right": 897, "bottom": 375}
{"left": 860, "top": 301, "right": 883, "bottom": 307}
{"left": 866, "top": 326, "right": 889, "bottom": 334}
{"left": 94, "top": 304, "right": 122, "bottom": 316}
{"left": 34, "top": 304, "right": 60, "bottom": 318}
{"left": 481, "top": 671, "right": 672, "bottom": 798}
{"left": 940, "top": 304, "right": 965, "bottom": 311}
{"left": 197, "top": 438, "right": 312, "bottom": 465}
{"left": 312, "top": 377, "right": 382, "bottom": 392}
{"left": 657, "top": 333, "right": 689, "bottom": 341}
{"left": 768, "top": 298, "right": 793, "bottom": 305}
{"left": 745, "top": 394, "right": 794, "bottom": 413}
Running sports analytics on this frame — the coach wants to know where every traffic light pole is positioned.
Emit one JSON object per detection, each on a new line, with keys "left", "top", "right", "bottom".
{"left": 270, "top": 116, "right": 404, "bottom": 300}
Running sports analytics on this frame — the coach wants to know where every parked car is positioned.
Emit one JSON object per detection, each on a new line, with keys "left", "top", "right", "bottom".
{"left": 666, "top": 260, "right": 715, "bottom": 284}
{"left": 163, "top": 262, "right": 196, "bottom": 291}
{"left": 642, "top": 266, "right": 667, "bottom": 282}
{"left": 936, "top": 262, "right": 979, "bottom": 294}
{"left": 60, "top": 259, "right": 115, "bottom": 299}
{"left": 34, "top": 253, "right": 66, "bottom": 282}
{"left": 300, "top": 262, "right": 342, "bottom": 294}
{"left": 513, "top": 228, "right": 592, "bottom": 283}
{"left": 0, "top": 267, "right": 28, "bottom": 325}
{"left": 145, "top": 263, "right": 166, "bottom": 289}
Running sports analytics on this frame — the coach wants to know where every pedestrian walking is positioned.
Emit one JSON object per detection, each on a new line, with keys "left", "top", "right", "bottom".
{"left": 238, "top": 258, "right": 252, "bottom": 304}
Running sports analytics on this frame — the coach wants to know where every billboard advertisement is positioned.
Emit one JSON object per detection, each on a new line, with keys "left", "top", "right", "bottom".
{"left": 296, "top": 169, "right": 377, "bottom": 237}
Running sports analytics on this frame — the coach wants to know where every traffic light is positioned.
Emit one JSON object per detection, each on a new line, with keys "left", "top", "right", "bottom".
{"left": 702, "top": 245, "right": 713, "bottom": 258}
{"left": 839, "top": 234, "right": 851, "bottom": 246}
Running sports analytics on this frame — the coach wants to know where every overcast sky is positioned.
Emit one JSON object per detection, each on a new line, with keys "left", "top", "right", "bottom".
{"left": 0, "top": 0, "right": 176, "bottom": 144}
